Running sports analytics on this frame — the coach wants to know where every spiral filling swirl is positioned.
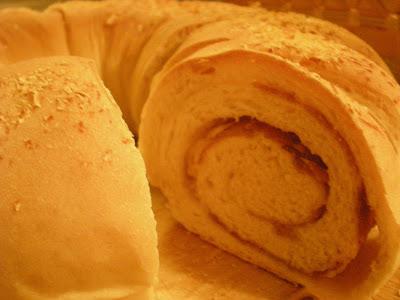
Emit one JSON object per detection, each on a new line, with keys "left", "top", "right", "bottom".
{"left": 186, "top": 117, "right": 329, "bottom": 226}
{"left": 155, "top": 61, "right": 373, "bottom": 276}
{"left": 185, "top": 114, "right": 368, "bottom": 276}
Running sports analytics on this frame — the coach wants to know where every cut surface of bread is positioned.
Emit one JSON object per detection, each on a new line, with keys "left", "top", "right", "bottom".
{"left": 139, "top": 4, "right": 400, "bottom": 299}
{"left": 0, "top": 1, "right": 399, "bottom": 300}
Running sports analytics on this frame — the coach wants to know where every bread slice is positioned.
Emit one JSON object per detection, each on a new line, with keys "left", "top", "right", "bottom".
{"left": 139, "top": 5, "right": 400, "bottom": 299}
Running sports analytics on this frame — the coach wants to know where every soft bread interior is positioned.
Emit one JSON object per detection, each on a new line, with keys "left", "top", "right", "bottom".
{"left": 0, "top": 1, "right": 399, "bottom": 299}
{"left": 139, "top": 21, "right": 400, "bottom": 300}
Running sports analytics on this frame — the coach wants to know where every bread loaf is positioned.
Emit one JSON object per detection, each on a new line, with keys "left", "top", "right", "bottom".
{"left": 0, "top": 1, "right": 399, "bottom": 299}
{"left": 139, "top": 4, "right": 400, "bottom": 299}
{"left": 0, "top": 57, "right": 158, "bottom": 300}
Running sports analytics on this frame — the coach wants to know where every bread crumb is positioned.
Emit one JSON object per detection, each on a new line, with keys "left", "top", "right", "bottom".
{"left": 122, "top": 138, "right": 132, "bottom": 144}
{"left": 24, "top": 139, "right": 34, "bottom": 149}
{"left": 63, "top": 86, "right": 73, "bottom": 94}
{"left": 43, "top": 115, "right": 54, "bottom": 122}
{"left": 77, "top": 121, "right": 86, "bottom": 133}
{"left": 56, "top": 99, "right": 66, "bottom": 111}
{"left": 103, "top": 150, "right": 112, "bottom": 162}
{"left": 76, "top": 91, "right": 88, "bottom": 99}
{"left": 80, "top": 161, "right": 90, "bottom": 168}
{"left": 31, "top": 91, "right": 41, "bottom": 108}
{"left": 106, "top": 14, "right": 118, "bottom": 26}
{"left": 13, "top": 201, "right": 21, "bottom": 212}
{"left": 17, "top": 117, "right": 24, "bottom": 125}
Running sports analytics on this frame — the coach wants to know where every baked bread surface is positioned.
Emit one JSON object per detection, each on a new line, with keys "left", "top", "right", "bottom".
{"left": 0, "top": 1, "right": 399, "bottom": 300}
{"left": 0, "top": 57, "right": 158, "bottom": 300}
